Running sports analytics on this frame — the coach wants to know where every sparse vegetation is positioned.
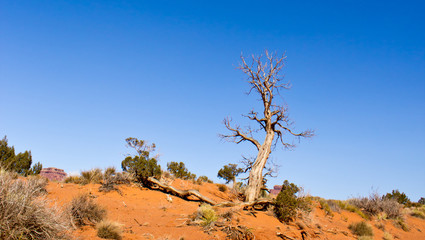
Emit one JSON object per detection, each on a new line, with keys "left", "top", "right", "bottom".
{"left": 348, "top": 221, "right": 374, "bottom": 237}
{"left": 318, "top": 198, "right": 334, "bottom": 216}
{"left": 335, "top": 200, "right": 368, "bottom": 219}
{"left": 96, "top": 220, "right": 123, "bottom": 240}
{"left": 393, "top": 217, "right": 409, "bottom": 231}
{"left": 68, "top": 193, "right": 107, "bottom": 227}
{"left": 0, "top": 170, "right": 69, "bottom": 239}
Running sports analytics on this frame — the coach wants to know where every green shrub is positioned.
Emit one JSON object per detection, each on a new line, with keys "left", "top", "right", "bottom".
{"left": 68, "top": 193, "right": 107, "bottom": 227}
{"left": 217, "top": 183, "right": 228, "bottom": 192}
{"left": 419, "top": 197, "right": 425, "bottom": 205}
{"left": 274, "top": 180, "right": 308, "bottom": 222}
{"left": 383, "top": 190, "right": 410, "bottom": 205}
{"left": 122, "top": 156, "right": 161, "bottom": 186}
{"left": 0, "top": 136, "right": 43, "bottom": 176}
{"left": 0, "top": 170, "right": 70, "bottom": 239}
{"left": 166, "top": 161, "right": 196, "bottom": 180}
{"left": 96, "top": 220, "right": 123, "bottom": 240}
{"left": 348, "top": 221, "right": 374, "bottom": 237}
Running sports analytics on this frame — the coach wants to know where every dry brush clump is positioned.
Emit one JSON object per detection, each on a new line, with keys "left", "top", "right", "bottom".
{"left": 96, "top": 220, "right": 123, "bottom": 240}
{"left": 348, "top": 221, "right": 374, "bottom": 237}
{"left": 0, "top": 170, "right": 70, "bottom": 240}
{"left": 349, "top": 193, "right": 402, "bottom": 219}
{"left": 68, "top": 193, "right": 107, "bottom": 227}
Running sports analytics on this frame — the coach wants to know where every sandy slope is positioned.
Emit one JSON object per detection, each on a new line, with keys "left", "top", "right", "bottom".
{"left": 46, "top": 179, "right": 425, "bottom": 240}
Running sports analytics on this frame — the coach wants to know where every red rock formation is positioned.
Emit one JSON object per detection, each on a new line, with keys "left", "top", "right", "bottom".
{"left": 40, "top": 167, "right": 67, "bottom": 181}
{"left": 269, "top": 185, "right": 282, "bottom": 195}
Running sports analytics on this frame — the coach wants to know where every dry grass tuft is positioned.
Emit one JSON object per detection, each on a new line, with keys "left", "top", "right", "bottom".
{"left": 348, "top": 221, "right": 374, "bottom": 237}
{"left": 68, "top": 193, "right": 107, "bottom": 227}
{"left": 96, "top": 220, "right": 123, "bottom": 239}
{"left": 0, "top": 170, "right": 70, "bottom": 240}
{"left": 193, "top": 204, "right": 218, "bottom": 227}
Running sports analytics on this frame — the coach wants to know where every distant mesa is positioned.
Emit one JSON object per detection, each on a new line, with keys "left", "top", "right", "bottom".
{"left": 269, "top": 185, "right": 282, "bottom": 195}
{"left": 40, "top": 167, "right": 67, "bottom": 181}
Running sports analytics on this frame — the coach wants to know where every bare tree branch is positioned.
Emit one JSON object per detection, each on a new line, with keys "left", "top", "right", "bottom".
{"left": 220, "top": 118, "right": 261, "bottom": 150}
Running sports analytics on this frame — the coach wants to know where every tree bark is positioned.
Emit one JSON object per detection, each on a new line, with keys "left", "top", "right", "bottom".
{"left": 245, "top": 131, "right": 274, "bottom": 202}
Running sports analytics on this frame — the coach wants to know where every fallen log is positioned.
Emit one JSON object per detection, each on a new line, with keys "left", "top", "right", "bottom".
{"left": 146, "top": 177, "right": 275, "bottom": 209}
{"left": 147, "top": 177, "right": 217, "bottom": 205}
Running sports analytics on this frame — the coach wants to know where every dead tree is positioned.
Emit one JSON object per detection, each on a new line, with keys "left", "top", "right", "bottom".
{"left": 221, "top": 50, "right": 314, "bottom": 202}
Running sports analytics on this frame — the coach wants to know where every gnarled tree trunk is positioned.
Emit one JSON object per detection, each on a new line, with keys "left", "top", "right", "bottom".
{"left": 245, "top": 131, "right": 274, "bottom": 202}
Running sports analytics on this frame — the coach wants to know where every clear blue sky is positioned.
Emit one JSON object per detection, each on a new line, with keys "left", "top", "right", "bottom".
{"left": 1, "top": 0, "right": 424, "bottom": 201}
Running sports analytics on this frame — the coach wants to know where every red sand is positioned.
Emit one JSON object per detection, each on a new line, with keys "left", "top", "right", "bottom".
{"left": 45, "top": 179, "right": 425, "bottom": 240}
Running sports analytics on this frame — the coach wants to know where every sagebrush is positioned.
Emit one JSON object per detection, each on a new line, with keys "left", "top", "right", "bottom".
{"left": 0, "top": 170, "right": 69, "bottom": 240}
{"left": 68, "top": 193, "right": 107, "bottom": 227}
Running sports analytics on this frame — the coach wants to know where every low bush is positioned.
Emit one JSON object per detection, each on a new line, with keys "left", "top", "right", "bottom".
{"left": 68, "top": 193, "right": 107, "bottom": 227}
{"left": 0, "top": 170, "right": 69, "bottom": 239}
{"left": 348, "top": 221, "right": 374, "bottom": 237}
{"left": 96, "top": 220, "right": 123, "bottom": 240}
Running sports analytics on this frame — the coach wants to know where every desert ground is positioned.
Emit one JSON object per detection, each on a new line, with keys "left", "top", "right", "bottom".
{"left": 44, "top": 178, "right": 425, "bottom": 240}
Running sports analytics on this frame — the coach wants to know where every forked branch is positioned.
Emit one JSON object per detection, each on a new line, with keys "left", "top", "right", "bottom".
{"left": 221, "top": 118, "right": 261, "bottom": 150}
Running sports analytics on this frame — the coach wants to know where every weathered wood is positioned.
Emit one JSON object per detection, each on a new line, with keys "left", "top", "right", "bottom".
{"left": 147, "top": 177, "right": 217, "bottom": 205}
